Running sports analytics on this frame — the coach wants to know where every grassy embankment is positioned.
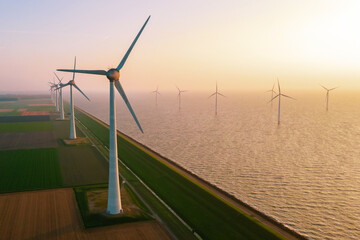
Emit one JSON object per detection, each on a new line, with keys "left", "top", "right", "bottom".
{"left": 75, "top": 107, "right": 284, "bottom": 240}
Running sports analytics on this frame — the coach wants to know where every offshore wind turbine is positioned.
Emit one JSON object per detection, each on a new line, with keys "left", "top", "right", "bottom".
{"left": 209, "top": 82, "right": 225, "bottom": 115}
{"left": 270, "top": 80, "right": 295, "bottom": 125}
{"left": 321, "top": 85, "right": 338, "bottom": 111}
{"left": 176, "top": 86, "right": 187, "bottom": 110}
{"left": 57, "top": 57, "right": 90, "bottom": 139}
{"left": 152, "top": 86, "right": 160, "bottom": 107}
{"left": 266, "top": 81, "right": 277, "bottom": 107}
{"left": 54, "top": 73, "right": 65, "bottom": 120}
{"left": 57, "top": 16, "right": 150, "bottom": 215}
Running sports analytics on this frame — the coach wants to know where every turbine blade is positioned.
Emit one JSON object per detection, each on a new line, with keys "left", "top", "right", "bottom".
{"left": 320, "top": 85, "right": 329, "bottom": 91}
{"left": 72, "top": 56, "right": 76, "bottom": 81}
{"left": 208, "top": 92, "right": 216, "bottom": 98}
{"left": 73, "top": 84, "right": 90, "bottom": 101}
{"left": 56, "top": 82, "right": 70, "bottom": 90}
{"left": 53, "top": 72, "right": 62, "bottom": 83}
{"left": 114, "top": 81, "right": 143, "bottom": 133}
{"left": 269, "top": 94, "right": 279, "bottom": 102}
{"left": 277, "top": 79, "right": 280, "bottom": 93}
{"left": 281, "top": 94, "right": 296, "bottom": 100}
{"left": 57, "top": 69, "right": 107, "bottom": 75}
{"left": 329, "top": 87, "right": 338, "bottom": 91}
{"left": 218, "top": 92, "right": 225, "bottom": 97}
{"left": 116, "top": 16, "right": 151, "bottom": 71}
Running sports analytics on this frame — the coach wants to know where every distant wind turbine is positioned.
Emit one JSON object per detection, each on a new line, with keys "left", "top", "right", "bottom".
{"left": 52, "top": 78, "right": 59, "bottom": 111}
{"left": 57, "top": 16, "right": 150, "bottom": 215}
{"left": 54, "top": 73, "right": 65, "bottom": 120}
{"left": 265, "top": 81, "right": 277, "bottom": 107}
{"left": 270, "top": 80, "right": 295, "bottom": 125}
{"left": 57, "top": 57, "right": 90, "bottom": 139}
{"left": 152, "top": 86, "right": 160, "bottom": 107}
{"left": 209, "top": 82, "right": 225, "bottom": 115}
{"left": 321, "top": 85, "right": 338, "bottom": 111}
{"left": 176, "top": 86, "right": 187, "bottom": 110}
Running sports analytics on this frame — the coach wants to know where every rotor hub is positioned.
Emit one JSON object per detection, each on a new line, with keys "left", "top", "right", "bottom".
{"left": 106, "top": 69, "right": 120, "bottom": 82}
{"left": 69, "top": 80, "right": 75, "bottom": 85}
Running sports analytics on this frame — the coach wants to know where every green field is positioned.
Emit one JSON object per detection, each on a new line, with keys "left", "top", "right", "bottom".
{"left": 0, "top": 148, "right": 62, "bottom": 193}
{"left": 0, "top": 121, "right": 52, "bottom": 132}
{"left": 75, "top": 108, "right": 283, "bottom": 240}
{"left": 74, "top": 184, "right": 152, "bottom": 228}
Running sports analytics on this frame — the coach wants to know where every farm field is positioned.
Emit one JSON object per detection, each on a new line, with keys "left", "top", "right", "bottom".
{"left": 75, "top": 108, "right": 284, "bottom": 240}
{"left": 58, "top": 146, "right": 108, "bottom": 186}
{"left": 0, "top": 131, "right": 57, "bottom": 150}
{"left": 0, "top": 188, "right": 171, "bottom": 240}
{"left": 0, "top": 148, "right": 62, "bottom": 193}
{"left": 0, "top": 121, "right": 52, "bottom": 132}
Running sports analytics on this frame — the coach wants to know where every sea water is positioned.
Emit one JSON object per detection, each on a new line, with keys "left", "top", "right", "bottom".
{"left": 74, "top": 90, "right": 360, "bottom": 240}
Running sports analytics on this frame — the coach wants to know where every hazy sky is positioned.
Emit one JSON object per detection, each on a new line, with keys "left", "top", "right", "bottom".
{"left": 1, "top": 0, "right": 360, "bottom": 93}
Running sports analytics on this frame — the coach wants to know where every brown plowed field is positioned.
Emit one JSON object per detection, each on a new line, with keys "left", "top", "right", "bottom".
{"left": 0, "top": 131, "right": 56, "bottom": 150}
{"left": 21, "top": 111, "right": 50, "bottom": 116}
{"left": 0, "top": 188, "right": 172, "bottom": 240}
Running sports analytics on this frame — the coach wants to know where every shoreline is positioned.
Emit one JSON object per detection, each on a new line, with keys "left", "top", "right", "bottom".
{"left": 76, "top": 106, "right": 308, "bottom": 240}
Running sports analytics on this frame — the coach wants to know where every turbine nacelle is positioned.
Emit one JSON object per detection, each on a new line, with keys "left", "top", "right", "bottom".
{"left": 69, "top": 80, "right": 75, "bottom": 85}
{"left": 106, "top": 69, "right": 120, "bottom": 82}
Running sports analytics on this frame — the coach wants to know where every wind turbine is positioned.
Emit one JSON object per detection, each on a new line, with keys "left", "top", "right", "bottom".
{"left": 209, "top": 82, "right": 225, "bottom": 115}
{"left": 270, "top": 80, "right": 295, "bottom": 125}
{"left": 48, "top": 81, "right": 56, "bottom": 103}
{"left": 51, "top": 78, "right": 59, "bottom": 111}
{"left": 54, "top": 73, "right": 65, "bottom": 120}
{"left": 57, "top": 57, "right": 90, "bottom": 139}
{"left": 321, "top": 85, "right": 338, "bottom": 111}
{"left": 265, "top": 81, "right": 277, "bottom": 107}
{"left": 176, "top": 86, "right": 187, "bottom": 110}
{"left": 152, "top": 86, "right": 160, "bottom": 107}
{"left": 57, "top": 16, "right": 150, "bottom": 215}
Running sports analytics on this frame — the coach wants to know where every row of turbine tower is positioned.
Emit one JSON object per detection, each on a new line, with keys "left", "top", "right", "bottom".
{"left": 48, "top": 16, "right": 151, "bottom": 215}
{"left": 150, "top": 80, "right": 337, "bottom": 124}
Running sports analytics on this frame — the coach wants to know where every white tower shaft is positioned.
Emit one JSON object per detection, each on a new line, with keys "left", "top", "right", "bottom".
{"left": 107, "top": 81, "right": 122, "bottom": 214}
{"left": 69, "top": 85, "right": 76, "bottom": 139}
{"left": 278, "top": 95, "right": 281, "bottom": 125}
{"left": 55, "top": 90, "right": 59, "bottom": 111}
{"left": 326, "top": 91, "right": 329, "bottom": 111}
{"left": 60, "top": 88, "right": 64, "bottom": 120}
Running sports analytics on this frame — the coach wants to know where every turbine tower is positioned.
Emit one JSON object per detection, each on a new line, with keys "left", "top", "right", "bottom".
{"left": 53, "top": 79, "right": 59, "bottom": 111}
{"left": 209, "top": 82, "right": 225, "bottom": 115}
{"left": 270, "top": 80, "right": 295, "bottom": 125}
{"left": 176, "top": 86, "right": 187, "bottom": 110}
{"left": 57, "top": 57, "right": 90, "bottom": 139}
{"left": 265, "top": 81, "right": 277, "bottom": 107}
{"left": 54, "top": 73, "right": 65, "bottom": 120}
{"left": 321, "top": 85, "right": 337, "bottom": 111}
{"left": 57, "top": 16, "right": 150, "bottom": 214}
{"left": 152, "top": 86, "right": 160, "bottom": 107}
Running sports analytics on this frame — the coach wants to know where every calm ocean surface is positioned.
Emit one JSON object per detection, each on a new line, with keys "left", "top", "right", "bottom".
{"left": 74, "top": 90, "right": 360, "bottom": 240}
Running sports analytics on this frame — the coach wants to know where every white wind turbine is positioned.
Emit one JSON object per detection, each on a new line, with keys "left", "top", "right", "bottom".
{"left": 270, "top": 80, "right": 295, "bottom": 125}
{"left": 48, "top": 81, "right": 56, "bottom": 104}
{"left": 265, "top": 81, "right": 277, "bottom": 107}
{"left": 51, "top": 78, "right": 60, "bottom": 111}
{"left": 176, "top": 86, "right": 187, "bottom": 110}
{"left": 209, "top": 82, "right": 225, "bottom": 115}
{"left": 57, "top": 16, "right": 150, "bottom": 215}
{"left": 152, "top": 86, "right": 160, "bottom": 107}
{"left": 321, "top": 85, "right": 338, "bottom": 111}
{"left": 54, "top": 73, "right": 65, "bottom": 120}
{"left": 57, "top": 57, "right": 90, "bottom": 139}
